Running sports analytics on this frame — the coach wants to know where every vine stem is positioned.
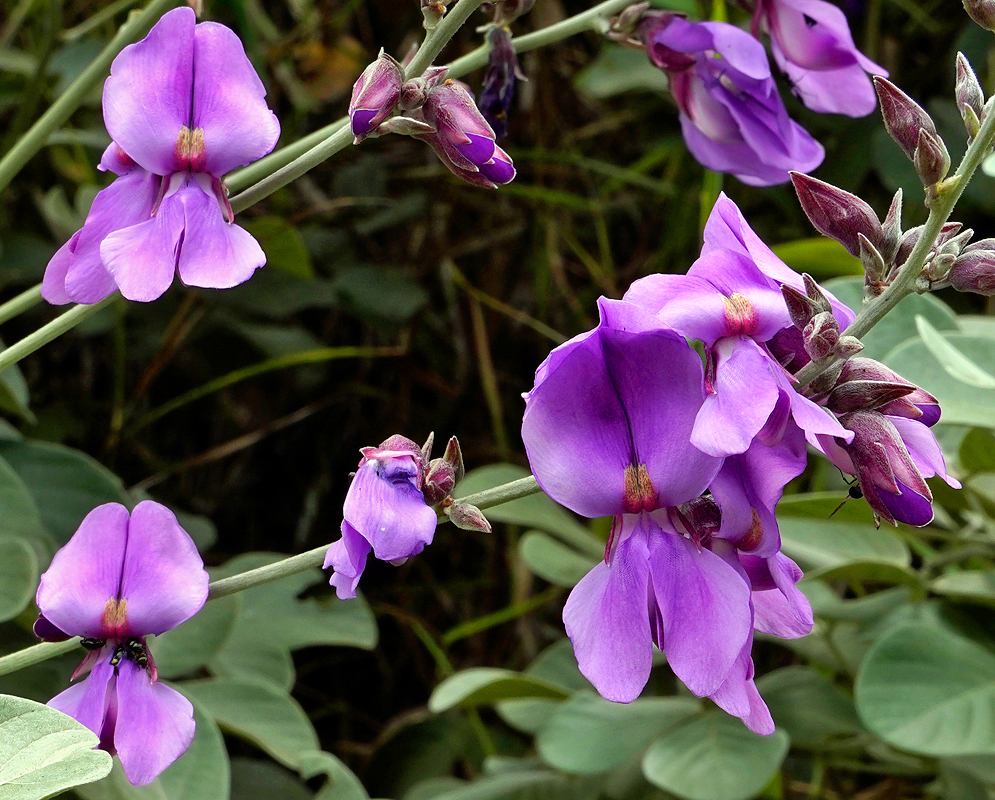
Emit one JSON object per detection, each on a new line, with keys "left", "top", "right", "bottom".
{"left": 0, "top": 473, "right": 544, "bottom": 676}
{"left": 794, "top": 103, "right": 995, "bottom": 388}
{"left": 0, "top": 0, "right": 178, "bottom": 195}
{"left": 0, "top": 296, "right": 114, "bottom": 373}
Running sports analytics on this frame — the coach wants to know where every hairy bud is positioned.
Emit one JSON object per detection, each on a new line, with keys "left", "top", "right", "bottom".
{"left": 424, "top": 459, "right": 457, "bottom": 505}
{"left": 835, "top": 336, "right": 864, "bottom": 358}
{"left": 914, "top": 128, "right": 951, "bottom": 187}
{"left": 874, "top": 77, "right": 940, "bottom": 162}
{"left": 828, "top": 380, "right": 916, "bottom": 414}
{"left": 949, "top": 249, "right": 995, "bottom": 295}
{"left": 880, "top": 189, "right": 902, "bottom": 265}
{"left": 803, "top": 311, "right": 840, "bottom": 361}
{"left": 781, "top": 284, "right": 818, "bottom": 330}
{"left": 790, "top": 172, "right": 883, "bottom": 257}
{"left": 446, "top": 501, "right": 492, "bottom": 533}
{"left": 859, "top": 234, "right": 889, "bottom": 289}
{"left": 896, "top": 222, "right": 962, "bottom": 266}
{"left": 963, "top": 0, "right": 995, "bottom": 31}
{"left": 349, "top": 51, "right": 404, "bottom": 143}
{"left": 442, "top": 436, "right": 465, "bottom": 484}
{"left": 956, "top": 52, "right": 985, "bottom": 138}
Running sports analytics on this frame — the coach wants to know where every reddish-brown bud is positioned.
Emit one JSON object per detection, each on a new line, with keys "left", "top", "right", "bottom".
{"left": 963, "top": 0, "right": 995, "bottom": 31}
{"left": 803, "top": 311, "right": 840, "bottom": 361}
{"left": 874, "top": 77, "right": 940, "bottom": 162}
{"left": 446, "top": 501, "right": 492, "bottom": 533}
{"left": 914, "top": 128, "right": 951, "bottom": 187}
{"left": 790, "top": 172, "right": 883, "bottom": 257}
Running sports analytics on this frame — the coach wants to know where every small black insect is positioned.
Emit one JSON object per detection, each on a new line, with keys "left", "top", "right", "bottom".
{"left": 830, "top": 477, "right": 864, "bottom": 518}
{"left": 80, "top": 637, "right": 106, "bottom": 651}
{"left": 124, "top": 638, "right": 149, "bottom": 670}
{"left": 803, "top": 13, "right": 817, "bottom": 27}
{"left": 109, "top": 644, "right": 126, "bottom": 668}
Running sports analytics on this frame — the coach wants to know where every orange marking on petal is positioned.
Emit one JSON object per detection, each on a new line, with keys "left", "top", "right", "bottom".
{"left": 101, "top": 597, "right": 128, "bottom": 637}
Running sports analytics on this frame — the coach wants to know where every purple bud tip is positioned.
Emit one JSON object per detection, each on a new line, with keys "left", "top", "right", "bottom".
{"left": 880, "top": 481, "right": 934, "bottom": 526}
{"left": 479, "top": 152, "right": 516, "bottom": 185}
{"left": 351, "top": 109, "right": 380, "bottom": 138}
{"left": 455, "top": 133, "right": 496, "bottom": 168}
{"left": 916, "top": 403, "right": 941, "bottom": 427}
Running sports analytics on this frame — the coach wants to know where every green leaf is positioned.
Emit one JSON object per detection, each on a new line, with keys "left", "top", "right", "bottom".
{"left": 425, "top": 771, "right": 600, "bottom": 800}
{"left": 229, "top": 759, "right": 313, "bottom": 800}
{"left": 960, "top": 429, "right": 995, "bottom": 474}
{"left": 76, "top": 699, "right": 229, "bottom": 800}
{"left": 332, "top": 266, "right": 428, "bottom": 323}
{"left": 931, "top": 570, "right": 995, "bottom": 605}
{"left": 0, "top": 455, "right": 47, "bottom": 541}
{"left": 0, "top": 693, "right": 112, "bottom": 799}
{"left": 0, "top": 536, "right": 38, "bottom": 623}
{"left": 180, "top": 677, "right": 319, "bottom": 770}
{"left": 777, "top": 491, "right": 876, "bottom": 524}
{"left": 456, "top": 466, "right": 602, "bottom": 558}
{"left": 574, "top": 46, "right": 668, "bottom": 99}
{"left": 518, "top": 531, "right": 597, "bottom": 588}
{"left": 0, "top": 441, "right": 128, "bottom": 543}
{"left": 0, "top": 343, "right": 34, "bottom": 424}
{"left": 496, "top": 639, "right": 592, "bottom": 734}
{"left": 883, "top": 334, "right": 995, "bottom": 430}
{"left": 823, "top": 275, "right": 959, "bottom": 362}
{"left": 777, "top": 517, "right": 910, "bottom": 578}
{"left": 429, "top": 668, "right": 570, "bottom": 712}
{"left": 771, "top": 237, "right": 863, "bottom": 281}
{"left": 150, "top": 595, "right": 240, "bottom": 679}
{"left": 855, "top": 621, "right": 995, "bottom": 755}
{"left": 242, "top": 217, "right": 314, "bottom": 280}
{"left": 300, "top": 751, "right": 370, "bottom": 800}
{"left": 536, "top": 692, "right": 699, "bottom": 774}
{"left": 641, "top": 712, "right": 790, "bottom": 800}
{"left": 757, "top": 667, "right": 862, "bottom": 745}
{"left": 210, "top": 641, "right": 295, "bottom": 692}
{"left": 916, "top": 316, "right": 995, "bottom": 388}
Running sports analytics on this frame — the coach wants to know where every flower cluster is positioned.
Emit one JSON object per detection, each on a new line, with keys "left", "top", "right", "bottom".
{"left": 34, "top": 501, "right": 209, "bottom": 785}
{"left": 631, "top": 0, "right": 886, "bottom": 185}
{"left": 43, "top": 7, "right": 280, "bottom": 305}
{"left": 522, "top": 194, "right": 956, "bottom": 732}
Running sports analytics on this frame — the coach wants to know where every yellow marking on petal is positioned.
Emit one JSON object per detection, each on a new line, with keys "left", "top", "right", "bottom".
{"left": 623, "top": 463, "right": 658, "bottom": 513}
{"left": 738, "top": 510, "right": 764, "bottom": 552}
{"left": 101, "top": 597, "right": 128, "bottom": 636}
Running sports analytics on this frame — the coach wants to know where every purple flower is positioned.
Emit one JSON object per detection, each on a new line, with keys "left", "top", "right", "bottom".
{"left": 42, "top": 7, "right": 280, "bottom": 305}
{"left": 755, "top": 0, "right": 887, "bottom": 116}
{"left": 325, "top": 435, "right": 438, "bottom": 599}
{"left": 478, "top": 26, "right": 522, "bottom": 140}
{"left": 523, "top": 297, "right": 809, "bottom": 733}
{"left": 34, "top": 501, "right": 209, "bottom": 786}
{"left": 417, "top": 79, "right": 516, "bottom": 188}
{"left": 625, "top": 193, "right": 854, "bottom": 457}
{"left": 349, "top": 51, "right": 404, "bottom": 142}
{"left": 642, "top": 15, "right": 823, "bottom": 186}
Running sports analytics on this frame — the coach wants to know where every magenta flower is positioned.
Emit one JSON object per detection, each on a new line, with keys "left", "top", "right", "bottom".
{"left": 754, "top": 0, "right": 887, "bottom": 116}
{"left": 625, "top": 194, "right": 853, "bottom": 457}
{"left": 34, "top": 501, "right": 209, "bottom": 786}
{"left": 521, "top": 297, "right": 806, "bottom": 732}
{"left": 642, "top": 15, "right": 823, "bottom": 186}
{"left": 42, "top": 7, "right": 280, "bottom": 304}
{"left": 325, "top": 435, "right": 438, "bottom": 599}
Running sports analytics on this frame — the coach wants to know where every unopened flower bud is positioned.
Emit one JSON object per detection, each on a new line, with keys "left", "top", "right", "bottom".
{"left": 446, "top": 501, "right": 492, "bottom": 533}
{"left": 873, "top": 77, "right": 940, "bottom": 162}
{"left": 790, "top": 172, "right": 883, "bottom": 257}
{"left": 424, "top": 458, "right": 457, "bottom": 505}
{"left": 880, "top": 189, "right": 903, "bottom": 265}
{"left": 838, "top": 357, "right": 937, "bottom": 423}
{"left": 349, "top": 51, "right": 404, "bottom": 143}
{"left": 803, "top": 311, "right": 840, "bottom": 361}
{"left": 442, "top": 436, "right": 465, "bottom": 484}
{"left": 802, "top": 273, "right": 833, "bottom": 314}
{"left": 896, "top": 222, "right": 962, "bottom": 266}
{"left": 859, "top": 234, "right": 889, "bottom": 291}
{"left": 419, "top": 80, "right": 516, "bottom": 187}
{"left": 949, "top": 249, "right": 995, "bottom": 295}
{"left": 835, "top": 336, "right": 864, "bottom": 358}
{"left": 963, "top": 0, "right": 995, "bottom": 31}
{"left": 606, "top": 2, "right": 651, "bottom": 45}
{"left": 828, "top": 380, "right": 916, "bottom": 414}
{"left": 956, "top": 52, "right": 985, "bottom": 138}
{"left": 914, "top": 128, "right": 951, "bottom": 187}
{"left": 479, "top": 26, "right": 523, "bottom": 140}
{"left": 375, "top": 117, "right": 435, "bottom": 137}
{"left": 422, "top": 0, "right": 450, "bottom": 30}
{"left": 781, "top": 284, "right": 819, "bottom": 330}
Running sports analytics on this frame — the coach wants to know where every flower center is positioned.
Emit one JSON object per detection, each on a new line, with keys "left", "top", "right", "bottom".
{"left": 101, "top": 597, "right": 128, "bottom": 638}
{"left": 623, "top": 463, "right": 657, "bottom": 513}
{"left": 174, "top": 125, "right": 207, "bottom": 172}
{"left": 722, "top": 292, "right": 758, "bottom": 336}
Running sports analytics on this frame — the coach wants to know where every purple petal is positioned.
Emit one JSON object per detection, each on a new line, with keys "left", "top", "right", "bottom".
{"left": 779, "top": 58, "right": 878, "bottom": 117}
{"left": 113, "top": 659, "right": 195, "bottom": 786}
{"left": 708, "top": 642, "right": 774, "bottom": 735}
{"left": 98, "top": 143, "right": 139, "bottom": 176}
{"left": 479, "top": 145, "right": 516, "bottom": 185}
{"left": 776, "top": 371, "right": 853, "bottom": 442}
{"left": 623, "top": 273, "right": 737, "bottom": 347}
{"left": 102, "top": 7, "right": 194, "bottom": 176}
{"left": 679, "top": 114, "right": 800, "bottom": 187}
{"left": 119, "top": 500, "right": 208, "bottom": 637}
{"left": 191, "top": 22, "right": 280, "bottom": 176}
{"left": 42, "top": 233, "right": 79, "bottom": 305}
{"left": 36, "top": 504, "right": 129, "bottom": 639}
{"left": 454, "top": 133, "right": 496, "bottom": 167}
{"left": 49, "top": 656, "right": 115, "bottom": 740}
{"left": 64, "top": 171, "right": 160, "bottom": 304}
{"left": 175, "top": 178, "right": 265, "bottom": 289}
{"left": 766, "top": 0, "right": 882, "bottom": 71}
{"left": 562, "top": 524, "right": 652, "bottom": 703}
{"left": 33, "top": 614, "right": 71, "bottom": 641}
{"left": 742, "top": 553, "right": 813, "bottom": 638}
{"left": 692, "top": 337, "right": 781, "bottom": 457}
{"left": 342, "top": 458, "right": 437, "bottom": 562}
{"left": 647, "top": 515, "right": 752, "bottom": 697}
{"left": 889, "top": 416, "right": 960, "bottom": 488}
{"left": 350, "top": 109, "right": 379, "bottom": 138}
{"left": 100, "top": 179, "right": 186, "bottom": 302}
{"left": 878, "top": 481, "right": 934, "bottom": 527}
{"left": 325, "top": 520, "right": 372, "bottom": 600}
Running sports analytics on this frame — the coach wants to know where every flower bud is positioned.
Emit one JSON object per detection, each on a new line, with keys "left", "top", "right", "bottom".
{"left": 837, "top": 357, "right": 938, "bottom": 423}
{"left": 419, "top": 80, "right": 516, "bottom": 187}
{"left": 873, "top": 77, "right": 940, "bottom": 162}
{"left": 790, "top": 172, "right": 883, "bottom": 257}
{"left": 780, "top": 284, "right": 818, "bottom": 330}
{"left": 446, "top": 501, "right": 492, "bottom": 533}
{"left": 880, "top": 189, "right": 902, "bottom": 265}
{"left": 835, "top": 336, "right": 864, "bottom": 358}
{"left": 349, "top": 51, "right": 404, "bottom": 143}
{"left": 948, "top": 249, "right": 995, "bottom": 295}
{"left": 859, "top": 233, "right": 889, "bottom": 290}
{"left": 422, "top": 0, "right": 450, "bottom": 30}
{"left": 442, "top": 435, "right": 465, "bottom": 484}
{"left": 479, "top": 26, "right": 523, "bottom": 140}
{"left": 896, "top": 222, "right": 962, "bottom": 266}
{"left": 424, "top": 458, "right": 457, "bottom": 505}
{"left": 827, "top": 380, "right": 916, "bottom": 414}
{"left": 963, "top": 0, "right": 995, "bottom": 31}
{"left": 956, "top": 52, "right": 985, "bottom": 138}
{"left": 803, "top": 311, "right": 840, "bottom": 361}
{"left": 914, "top": 128, "right": 951, "bottom": 187}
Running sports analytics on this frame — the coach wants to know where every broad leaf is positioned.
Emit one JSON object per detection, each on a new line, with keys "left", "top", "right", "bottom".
{"left": 757, "top": 666, "right": 862, "bottom": 745}
{"left": 518, "top": 531, "right": 597, "bottom": 588}
{"left": 150, "top": 595, "right": 240, "bottom": 679}
{"left": 429, "top": 669, "right": 570, "bottom": 713}
{"left": 0, "top": 536, "right": 37, "bottom": 622}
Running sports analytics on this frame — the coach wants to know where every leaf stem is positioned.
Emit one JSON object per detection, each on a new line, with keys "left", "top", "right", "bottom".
{"left": 0, "top": 638, "right": 80, "bottom": 678}
{"left": 0, "top": 285, "right": 43, "bottom": 326}
{"left": 0, "top": 295, "right": 114, "bottom": 373}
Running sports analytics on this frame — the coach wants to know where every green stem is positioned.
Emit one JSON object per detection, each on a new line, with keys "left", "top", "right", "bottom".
{"left": 0, "top": 285, "right": 43, "bottom": 326}
{"left": 794, "top": 103, "right": 995, "bottom": 388}
{"left": 405, "top": 0, "right": 486, "bottom": 78}
{"left": 0, "top": 295, "right": 114, "bottom": 373}
{"left": 0, "top": 0, "right": 178, "bottom": 195}
{"left": 0, "top": 639, "right": 80, "bottom": 678}
{"left": 207, "top": 544, "right": 328, "bottom": 599}
{"left": 441, "top": 585, "right": 561, "bottom": 645}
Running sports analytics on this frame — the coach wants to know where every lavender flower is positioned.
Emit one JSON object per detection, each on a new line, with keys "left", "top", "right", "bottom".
{"left": 42, "top": 7, "right": 280, "bottom": 304}
{"left": 625, "top": 194, "right": 854, "bottom": 457}
{"left": 642, "top": 15, "right": 823, "bottom": 186}
{"left": 34, "top": 501, "right": 209, "bottom": 786}
{"left": 523, "top": 298, "right": 811, "bottom": 733}
{"left": 753, "top": 0, "right": 887, "bottom": 116}
{"left": 325, "top": 435, "right": 439, "bottom": 599}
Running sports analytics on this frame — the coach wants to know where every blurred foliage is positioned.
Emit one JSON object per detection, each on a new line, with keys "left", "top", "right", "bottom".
{"left": 4, "top": 0, "right": 995, "bottom": 799}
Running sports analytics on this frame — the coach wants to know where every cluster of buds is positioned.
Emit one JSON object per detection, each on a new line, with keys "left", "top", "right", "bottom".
{"left": 873, "top": 76, "right": 951, "bottom": 199}
{"left": 421, "top": 433, "right": 492, "bottom": 532}
{"left": 349, "top": 52, "right": 515, "bottom": 188}
{"left": 820, "top": 359, "right": 945, "bottom": 526}
{"left": 780, "top": 273, "right": 863, "bottom": 378}
{"left": 603, "top": 2, "right": 652, "bottom": 46}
